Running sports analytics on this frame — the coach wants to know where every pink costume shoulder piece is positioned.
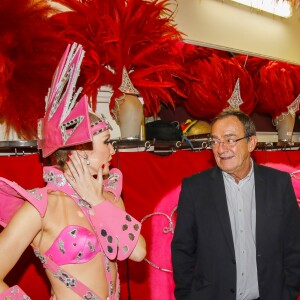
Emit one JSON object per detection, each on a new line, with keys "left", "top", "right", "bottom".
{"left": 0, "top": 178, "right": 47, "bottom": 227}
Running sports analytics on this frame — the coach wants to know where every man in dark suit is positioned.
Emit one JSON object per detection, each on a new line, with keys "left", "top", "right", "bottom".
{"left": 171, "top": 110, "right": 300, "bottom": 300}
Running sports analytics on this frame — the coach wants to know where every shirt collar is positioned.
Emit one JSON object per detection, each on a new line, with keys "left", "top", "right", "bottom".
{"left": 222, "top": 158, "right": 254, "bottom": 185}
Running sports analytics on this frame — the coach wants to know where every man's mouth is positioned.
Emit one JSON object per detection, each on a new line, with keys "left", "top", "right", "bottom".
{"left": 219, "top": 156, "right": 233, "bottom": 160}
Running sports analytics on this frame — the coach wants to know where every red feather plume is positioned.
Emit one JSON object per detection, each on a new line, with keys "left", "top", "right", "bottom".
{"left": 50, "top": 0, "right": 189, "bottom": 117}
{"left": 254, "top": 61, "right": 300, "bottom": 119}
{"left": 181, "top": 48, "right": 255, "bottom": 120}
{"left": 0, "top": 0, "right": 67, "bottom": 138}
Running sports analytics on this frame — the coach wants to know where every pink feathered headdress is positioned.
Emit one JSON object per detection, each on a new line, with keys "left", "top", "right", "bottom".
{"left": 37, "top": 43, "right": 110, "bottom": 157}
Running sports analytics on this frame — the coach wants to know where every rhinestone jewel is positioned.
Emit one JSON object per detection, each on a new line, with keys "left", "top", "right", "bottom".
{"left": 227, "top": 78, "right": 243, "bottom": 110}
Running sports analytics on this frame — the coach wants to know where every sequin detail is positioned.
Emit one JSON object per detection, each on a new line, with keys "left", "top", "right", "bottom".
{"left": 128, "top": 233, "right": 135, "bottom": 241}
{"left": 58, "top": 239, "right": 66, "bottom": 254}
{"left": 78, "top": 198, "right": 92, "bottom": 209}
{"left": 54, "top": 269, "right": 77, "bottom": 288}
{"left": 27, "top": 188, "right": 42, "bottom": 201}
{"left": 61, "top": 116, "right": 85, "bottom": 144}
{"left": 104, "top": 173, "right": 120, "bottom": 191}
{"left": 83, "top": 291, "right": 100, "bottom": 300}
{"left": 43, "top": 171, "right": 66, "bottom": 187}
{"left": 34, "top": 249, "right": 46, "bottom": 264}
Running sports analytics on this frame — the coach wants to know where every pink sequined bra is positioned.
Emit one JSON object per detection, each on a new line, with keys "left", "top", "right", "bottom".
{"left": 45, "top": 225, "right": 101, "bottom": 266}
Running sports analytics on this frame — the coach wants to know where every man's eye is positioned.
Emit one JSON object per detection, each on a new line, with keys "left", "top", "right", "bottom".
{"left": 211, "top": 140, "right": 219, "bottom": 146}
{"left": 226, "top": 138, "right": 235, "bottom": 144}
{"left": 104, "top": 140, "right": 111, "bottom": 145}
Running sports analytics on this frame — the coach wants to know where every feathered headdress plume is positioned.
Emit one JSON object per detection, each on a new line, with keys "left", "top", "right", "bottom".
{"left": 50, "top": 0, "right": 188, "bottom": 118}
{"left": 254, "top": 61, "right": 300, "bottom": 120}
{"left": 180, "top": 47, "right": 256, "bottom": 120}
{"left": 0, "top": 0, "right": 67, "bottom": 139}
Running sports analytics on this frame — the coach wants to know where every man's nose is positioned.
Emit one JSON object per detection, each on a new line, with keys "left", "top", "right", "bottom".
{"left": 216, "top": 141, "right": 230, "bottom": 152}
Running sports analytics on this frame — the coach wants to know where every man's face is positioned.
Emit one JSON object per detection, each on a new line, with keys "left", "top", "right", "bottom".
{"left": 210, "top": 116, "right": 257, "bottom": 181}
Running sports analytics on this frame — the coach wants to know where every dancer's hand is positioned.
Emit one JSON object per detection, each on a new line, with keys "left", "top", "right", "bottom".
{"left": 64, "top": 151, "right": 105, "bottom": 206}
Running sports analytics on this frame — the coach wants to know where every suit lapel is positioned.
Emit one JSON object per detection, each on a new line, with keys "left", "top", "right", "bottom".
{"left": 211, "top": 167, "right": 235, "bottom": 257}
{"left": 253, "top": 164, "right": 267, "bottom": 250}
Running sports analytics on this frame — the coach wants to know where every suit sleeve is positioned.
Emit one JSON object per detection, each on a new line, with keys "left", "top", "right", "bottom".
{"left": 171, "top": 178, "right": 198, "bottom": 299}
{"left": 282, "top": 173, "right": 300, "bottom": 298}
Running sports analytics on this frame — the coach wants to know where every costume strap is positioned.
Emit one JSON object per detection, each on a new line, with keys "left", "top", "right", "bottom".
{"left": 0, "top": 285, "right": 30, "bottom": 299}
{"left": 33, "top": 249, "right": 102, "bottom": 300}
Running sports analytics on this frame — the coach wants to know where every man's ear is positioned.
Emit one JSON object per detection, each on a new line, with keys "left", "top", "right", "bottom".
{"left": 248, "top": 135, "right": 257, "bottom": 153}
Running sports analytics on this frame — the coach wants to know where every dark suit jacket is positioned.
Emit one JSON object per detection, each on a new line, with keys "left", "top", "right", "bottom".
{"left": 171, "top": 163, "right": 300, "bottom": 300}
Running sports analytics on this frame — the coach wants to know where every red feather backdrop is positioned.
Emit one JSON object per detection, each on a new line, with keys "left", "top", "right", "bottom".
{"left": 0, "top": 0, "right": 67, "bottom": 138}
{"left": 0, "top": 1, "right": 299, "bottom": 138}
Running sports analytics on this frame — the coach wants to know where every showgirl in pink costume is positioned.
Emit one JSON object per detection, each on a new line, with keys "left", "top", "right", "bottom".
{"left": 0, "top": 43, "right": 146, "bottom": 300}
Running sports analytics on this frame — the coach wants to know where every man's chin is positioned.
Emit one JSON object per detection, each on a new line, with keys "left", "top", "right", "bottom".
{"left": 217, "top": 161, "right": 234, "bottom": 172}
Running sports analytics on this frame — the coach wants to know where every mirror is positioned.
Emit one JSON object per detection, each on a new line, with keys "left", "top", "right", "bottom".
{"left": 171, "top": 0, "right": 300, "bottom": 66}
